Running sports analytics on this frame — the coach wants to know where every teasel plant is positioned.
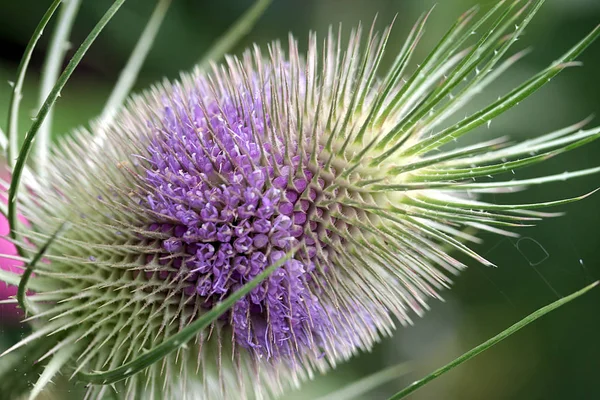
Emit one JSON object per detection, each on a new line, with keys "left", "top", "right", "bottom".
{"left": 0, "top": 0, "right": 598, "bottom": 399}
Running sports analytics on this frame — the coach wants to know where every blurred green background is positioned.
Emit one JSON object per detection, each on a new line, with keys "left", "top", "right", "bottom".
{"left": 0, "top": 0, "right": 599, "bottom": 399}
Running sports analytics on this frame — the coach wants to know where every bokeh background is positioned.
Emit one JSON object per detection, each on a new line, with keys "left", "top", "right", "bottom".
{"left": 0, "top": 0, "right": 599, "bottom": 399}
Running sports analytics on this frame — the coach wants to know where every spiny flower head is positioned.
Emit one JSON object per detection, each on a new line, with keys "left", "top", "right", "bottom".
{"left": 140, "top": 69, "right": 370, "bottom": 361}
{"left": 2, "top": 1, "right": 599, "bottom": 399}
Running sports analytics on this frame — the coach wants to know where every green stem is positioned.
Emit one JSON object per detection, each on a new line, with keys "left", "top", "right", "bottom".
{"left": 387, "top": 281, "right": 599, "bottom": 400}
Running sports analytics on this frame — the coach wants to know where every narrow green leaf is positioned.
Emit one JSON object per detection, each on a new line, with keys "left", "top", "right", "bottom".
{"left": 387, "top": 281, "right": 599, "bottom": 400}
{"left": 17, "top": 222, "right": 69, "bottom": 316}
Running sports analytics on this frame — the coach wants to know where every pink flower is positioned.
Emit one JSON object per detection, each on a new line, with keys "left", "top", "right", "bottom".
{"left": 0, "top": 173, "right": 23, "bottom": 322}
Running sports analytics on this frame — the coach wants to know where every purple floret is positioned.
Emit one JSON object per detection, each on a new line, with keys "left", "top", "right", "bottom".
{"left": 140, "top": 73, "right": 357, "bottom": 361}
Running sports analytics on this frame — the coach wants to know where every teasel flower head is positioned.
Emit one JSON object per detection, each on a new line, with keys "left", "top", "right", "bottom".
{"left": 1, "top": 1, "right": 599, "bottom": 399}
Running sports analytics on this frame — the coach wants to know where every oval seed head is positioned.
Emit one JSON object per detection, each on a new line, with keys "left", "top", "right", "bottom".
{"left": 6, "top": 4, "right": 600, "bottom": 400}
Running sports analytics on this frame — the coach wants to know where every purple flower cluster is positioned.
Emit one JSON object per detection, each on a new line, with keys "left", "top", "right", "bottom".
{"left": 141, "top": 75, "right": 348, "bottom": 359}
